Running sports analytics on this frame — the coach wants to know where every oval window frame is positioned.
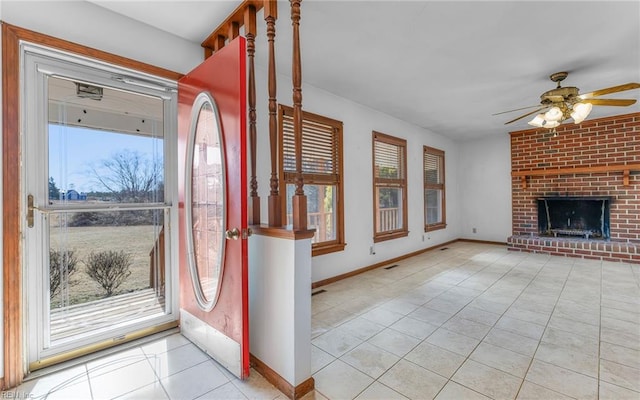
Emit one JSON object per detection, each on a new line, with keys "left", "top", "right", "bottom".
{"left": 184, "top": 91, "right": 227, "bottom": 312}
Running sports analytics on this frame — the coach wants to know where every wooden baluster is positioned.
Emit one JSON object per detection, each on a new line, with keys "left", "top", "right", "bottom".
{"left": 228, "top": 21, "right": 240, "bottom": 40}
{"left": 265, "top": 0, "right": 282, "bottom": 227}
{"left": 290, "top": 0, "right": 307, "bottom": 231}
{"left": 245, "top": 6, "right": 260, "bottom": 225}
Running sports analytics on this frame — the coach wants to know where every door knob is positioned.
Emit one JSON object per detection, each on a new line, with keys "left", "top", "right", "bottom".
{"left": 225, "top": 228, "right": 240, "bottom": 240}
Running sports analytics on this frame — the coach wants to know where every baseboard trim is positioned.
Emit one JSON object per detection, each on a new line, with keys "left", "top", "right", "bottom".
{"left": 457, "top": 238, "right": 507, "bottom": 246}
{"left": 312, "top": 239, "right": 460, "bottom": 289}
{"left": 250, "top": 354, "right": 314, "bottom": 399}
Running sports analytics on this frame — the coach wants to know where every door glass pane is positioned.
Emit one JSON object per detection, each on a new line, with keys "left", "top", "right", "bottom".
{"left": 48, "top": 77, "right": 164, "bottom": 204}
{"left": 188, "top": 96, "right": 225, "bottom": 310}
{"left": 45, "top": 76, "right": 169, "bottom": 349}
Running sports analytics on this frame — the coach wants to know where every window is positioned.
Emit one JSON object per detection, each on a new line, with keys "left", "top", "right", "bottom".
{"left": 372, "top": 131, "right": 408, "bottom": 242}
{"left": 279, "top": 105, "right": 345, "bottom": 256}
{"left": 424, "top": 146, "right": 446, "bottom": 231}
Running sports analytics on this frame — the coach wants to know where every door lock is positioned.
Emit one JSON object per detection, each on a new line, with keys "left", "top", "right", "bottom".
{"left": 27, "top": 194, "right": 36, "bottom": 228}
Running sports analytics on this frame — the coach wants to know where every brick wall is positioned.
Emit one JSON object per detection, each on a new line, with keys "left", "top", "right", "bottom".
{"left": 508, "top": 112, "right": 640, "bottom": 263}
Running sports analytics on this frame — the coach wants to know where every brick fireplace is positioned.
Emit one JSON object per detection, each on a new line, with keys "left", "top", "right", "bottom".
{"left": 507, "top": 112, "right": 640, "bottom": 264}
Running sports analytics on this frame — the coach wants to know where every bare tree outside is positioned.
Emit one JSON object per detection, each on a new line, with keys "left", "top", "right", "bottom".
{"left": 90, "top": 149, "right": 163, "bottom": 203}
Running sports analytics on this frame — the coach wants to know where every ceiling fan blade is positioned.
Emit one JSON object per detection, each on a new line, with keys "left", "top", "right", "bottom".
{"left": 492, "top": 105, "right": 544, "bottom": 116}
{"left": 578, "top": 82, "right": 640, "bottom": 100}
{"left": 582, "top": 98, "right": 637, "bottom": 106}
{"left": 504, "top": 106, "right": 548, "bottom": 125}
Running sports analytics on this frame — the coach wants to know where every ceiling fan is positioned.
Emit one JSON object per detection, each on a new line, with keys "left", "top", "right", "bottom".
{"left": 496, "top": 72, "right": 640, "bottom": 129}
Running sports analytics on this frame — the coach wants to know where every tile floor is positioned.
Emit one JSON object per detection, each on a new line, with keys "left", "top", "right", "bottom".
{"left": 4, "top": 242, "right": 639, "bottom": 399}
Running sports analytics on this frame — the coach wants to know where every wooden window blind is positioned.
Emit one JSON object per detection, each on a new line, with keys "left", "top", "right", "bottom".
{"left": 424, "top": 146, "right": 446, "bottom": 231}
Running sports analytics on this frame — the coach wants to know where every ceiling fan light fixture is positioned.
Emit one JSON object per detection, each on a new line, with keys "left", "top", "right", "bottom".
{"left": 544, "top": 120, "right": 560, "bottom": 129}
{"left": 571, "top": 102, "right": 593, "bottom": 124}
{"left": 544, "top": 106, "right": 563, "bottom": 122}
{"left": 528, "top": 114, "right": 546, "bottom": 127}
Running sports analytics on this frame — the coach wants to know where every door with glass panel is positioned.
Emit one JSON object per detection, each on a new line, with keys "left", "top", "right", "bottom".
{"left": 23, "top": 45, "right": 178, "bottom": 369}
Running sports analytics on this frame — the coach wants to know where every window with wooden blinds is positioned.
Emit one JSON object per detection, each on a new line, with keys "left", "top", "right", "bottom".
{"left": 278, "top": 105, "right": 345, "bottom": 256}
{"left": 372, "top": 131, "right": 408, "bottom": 242}
{"left": 424, "top": 146, "right": 446, "bottom": 231}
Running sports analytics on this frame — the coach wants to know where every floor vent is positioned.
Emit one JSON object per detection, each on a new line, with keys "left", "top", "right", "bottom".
{"left": 311, "top": 289, "right": 327, "bottom": 296}
{"left": 384, "top": 264, "right": 400, "bottom": 270}
{"left": 440, "top": 247, "right": 449, "bottom": 251}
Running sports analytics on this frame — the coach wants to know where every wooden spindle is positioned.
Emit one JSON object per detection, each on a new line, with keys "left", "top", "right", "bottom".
{"left": 290, "top": 0, "right": 307, "bottom": 231}
{"left": 265, "top": 0, "right": 282, "bottom": 227}
{"left": 245, "top": 6, "right": 260, "bottom": 225}
{"left": 228, "top": 21, "right": 240, "bottom": 40}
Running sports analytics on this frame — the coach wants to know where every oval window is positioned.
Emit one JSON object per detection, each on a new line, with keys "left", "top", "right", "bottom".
{"left": 184, "top": 92, "right": 226, "bottom": 311}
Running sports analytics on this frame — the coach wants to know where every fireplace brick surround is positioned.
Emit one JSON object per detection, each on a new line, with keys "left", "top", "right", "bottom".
{"left": 507, "top": 112, "right": 640, "bottom": 264}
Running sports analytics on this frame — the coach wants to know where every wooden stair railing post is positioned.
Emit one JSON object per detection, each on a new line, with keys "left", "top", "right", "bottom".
{"left": 265, "top": 0, "right": 283, "bottom": 227}
{"left": 245, "top": 5, "right": 260, "bottom": 225}
{"left": 290, "top": 0, "right": 307, "bottom": 231}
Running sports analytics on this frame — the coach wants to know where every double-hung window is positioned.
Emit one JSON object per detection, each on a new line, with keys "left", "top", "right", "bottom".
{"left": 372, "top": 131, "right": 408, "bottom": 242}
{"left": 279, "top": 105, "right": 345, "bottom": 256}
{"left": 424, "top": 146, "right": 446, "bottom": 231}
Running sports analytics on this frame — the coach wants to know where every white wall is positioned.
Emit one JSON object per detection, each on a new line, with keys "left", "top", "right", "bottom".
{"left": 254, "top": 65, "right": 461, "bottom": 284}
{"left": 457, "top": 134, "right": 512, "bottom": 242}
{"left": 0, "top": 1, "right": 204, "bottom": 74}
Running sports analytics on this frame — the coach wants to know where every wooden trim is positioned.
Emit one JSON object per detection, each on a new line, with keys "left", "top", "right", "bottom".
{"left": 424, "top": 146, "right": 446, "bottom": 232}
{"left": 250, "top": 354, "right": 314, "bottom": 399}
{"left": 457, "top": 238, "right": 508, "bottom": 246}
{"left": 312, "top": 239, "right": 459, "bottom": 289}
{"left": 201, "top": 0, "right": 265, "bottom": 52}
{"left": 251, "top": 225, "right": 315, "bottom": 240}
{"left": 1, "top": 22, "right": 182, "bottom": 388}
{"left": 512, "top": 164, "right": 640, "bottom": 177}
{"left": 2, "top": 21, "right": 23, "bottom": 390}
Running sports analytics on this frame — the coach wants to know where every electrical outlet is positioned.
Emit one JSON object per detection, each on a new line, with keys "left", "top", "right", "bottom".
{"left": 422, "top": 234, "right": 425, "bottom": 242}
{"left": 369, "top": 246, "right": 375, "bottom": 255}
{"left": 472, "top": 227, "right": 477, "bottom": 234}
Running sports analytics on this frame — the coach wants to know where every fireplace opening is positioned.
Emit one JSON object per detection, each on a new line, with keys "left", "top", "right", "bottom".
{"left": 537, "top": 197, "right": 611, "bottom": 239}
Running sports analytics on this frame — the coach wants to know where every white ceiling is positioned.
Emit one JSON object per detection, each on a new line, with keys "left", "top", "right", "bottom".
{"left": 89, "top": 0, "right": 640, "bottom": 141}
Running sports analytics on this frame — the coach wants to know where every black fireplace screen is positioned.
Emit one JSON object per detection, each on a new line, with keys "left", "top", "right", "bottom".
{"left": 537, "top": 197, "right": 611, "bottom": 239}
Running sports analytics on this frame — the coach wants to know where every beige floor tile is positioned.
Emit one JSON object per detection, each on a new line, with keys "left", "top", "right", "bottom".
{"left": 602, "top": 326, "right": 640, "bottom": 351}
{"left": 379, "top": 298, "right": 421, "bottom": 315}
{"left": 525, "top": 359, "right": 598, "bottom": 400}
{"left": 455, "top": 306, "right": 502, "bottom": 326}
{"left": 469, "top": 341, "right": 532, "bottom": 378}
{"left": 451, "top": 359, "right": 522, "bottom": 400}
{"left": 600, "top": 359, "right": 640, "bottom": 392}
{"left": 441, "top": 316, "right": 492, "bottom": 340}
{"left": 336, "top": 316, "right": 387, "bottom": 341}
{"left": 503, "top": 306, "right": 551, "bottom": 326}
{"left": 360, "top": 307, "right": 405, "bottom": 327}
{"left": 116, "top": 382, "right": 170, "bottom": 399}
{"left": 230, "top": 367, "right": 284, "bottom": 400}
{"left": 404, "top": 341, "right": 466, "bottom": 378}
{"left": 313, "top": 359, "right": 374, "bottom": 400}
{"left": 367, "top": 328, "right": 421, "bottom": 357}
{"left": 90, "top": 359, "right": 160, "bottom": 399}
{"left": 425, "top": 328, "right": 480, "bottom": 357}
{"left": 407, "top": 306, "right": 453, "bottom": 326}
{"left": 602, "top": 306, "right": 640, "bottom": 323}
{"left": 600, "top": 341, "right": 640, "bottom": 369}
{"left": 602, "top": 316, "right": 640, "bottom": 337}
{"left": 547, "top": 315, "right": 600, "bottom": 339}
{"left": 354, "top": 381, "right": 408, "bottom": 400}
{"left": 534, "top": 342, "right": 599, "bottom": 378}
{"left": 599, "top": 381, "right": 640, "bottom": 400}
{"left": 423, "top": 297, "right": 468, "bottom": 314}
{"left": 311, "top": 345, "right": 335, "bottom": 374}
{"left": 541, "top": 327, "right": 599, "bottom": 357}
{"left": 434, "top": 381, "right": 490, "bottom": 400}
{"left": 516, "top": 381, "right": 573, "bottom": 400}
{"left": 312, "top": 328, "right": 363, "bottom": 358}
{"left": 379, "top": 359, "right": 447, "bottom": 400}
{"left": 467, "top": 298, "right": 510, "bottom": 315}
{"left": 389, "top": 316, "right": 438, "bottom": 340}
{"left": 340, "top": 342, "right": 400, "bottom": 379}
{"left": 495, "top": 316, "right": 545, "bottom": 340}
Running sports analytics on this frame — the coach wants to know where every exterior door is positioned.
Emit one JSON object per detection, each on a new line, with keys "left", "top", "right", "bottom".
{"left": 177, "top": 37, "right": 249, "bottom": 379}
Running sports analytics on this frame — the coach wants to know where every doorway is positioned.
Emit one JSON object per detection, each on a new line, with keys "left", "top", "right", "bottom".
{"left": 22, "top": 43, "right": 179, "bottom": 370}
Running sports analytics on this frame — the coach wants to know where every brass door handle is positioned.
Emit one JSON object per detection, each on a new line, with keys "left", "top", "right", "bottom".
{"left": 225, "top": 228, "right": 240, "bottom": 240}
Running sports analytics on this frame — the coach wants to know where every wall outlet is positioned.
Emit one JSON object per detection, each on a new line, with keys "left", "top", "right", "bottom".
{"left": 369, "top": 246, "right": 375, "bottom": 255}
{"left": 472, "top": 227, "right": 477, "bottom": 234}
{"left": 422, "top": 234, "right": 425, "bottom": 242}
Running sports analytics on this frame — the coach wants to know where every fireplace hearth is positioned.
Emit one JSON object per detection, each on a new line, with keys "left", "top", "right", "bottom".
{"left": 537, "top": 196, "right": 611, "bottom": 240}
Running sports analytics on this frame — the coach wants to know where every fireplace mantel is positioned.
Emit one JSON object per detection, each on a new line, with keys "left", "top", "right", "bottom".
{"left": 512, "top": 163, "right": 640, "bottom": 189}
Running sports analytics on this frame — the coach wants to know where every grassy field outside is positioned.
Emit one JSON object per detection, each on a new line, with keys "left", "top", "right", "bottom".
{"left": 49, "top": 224, "right": 163, "bottom": 307}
